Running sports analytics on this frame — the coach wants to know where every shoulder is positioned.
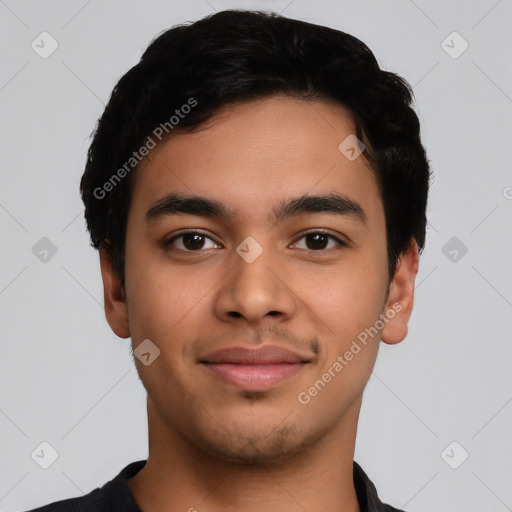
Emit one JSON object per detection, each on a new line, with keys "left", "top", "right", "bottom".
{"left": 382, "top": 505, "right": 408, "bottom": 512}
{"left": 24, "top": 460, "right": 146, "bottom": 512}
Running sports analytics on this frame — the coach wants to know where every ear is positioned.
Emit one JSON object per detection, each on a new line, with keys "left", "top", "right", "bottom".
{"left": 99, "top": 245, "right": 131, "bottom": 339}
{"left": 381, "top": 239, "right": 419, "bottom": 345}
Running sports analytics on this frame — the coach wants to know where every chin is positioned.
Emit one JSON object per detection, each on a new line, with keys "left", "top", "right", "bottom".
{"left": 195, "top": 420, "right": 322, "bottom": 467}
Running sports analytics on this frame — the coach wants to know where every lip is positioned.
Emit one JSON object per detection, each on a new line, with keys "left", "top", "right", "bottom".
{"left": 199, "top": 345, "right": 311, "bottom": 391}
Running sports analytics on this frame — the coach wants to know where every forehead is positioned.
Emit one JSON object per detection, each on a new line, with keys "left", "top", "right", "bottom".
{"left": 130, "top": 95, "right": 383, "bottom": 225}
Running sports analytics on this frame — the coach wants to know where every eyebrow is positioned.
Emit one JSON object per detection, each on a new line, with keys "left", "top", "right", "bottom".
{"left": 145, "top": 192, "right": 366, "bottom": 225}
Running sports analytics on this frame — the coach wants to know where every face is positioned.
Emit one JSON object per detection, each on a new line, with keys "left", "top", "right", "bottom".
{"left": 101, "top": 95, "right": 417, "bottom": 465}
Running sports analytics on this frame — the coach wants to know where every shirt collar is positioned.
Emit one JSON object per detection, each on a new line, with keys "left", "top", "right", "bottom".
{"left": 120, "top": 460, "right": 402, "bottom": 512}
{"left": 353, "top": 461, "right": 404, "bottom": 512}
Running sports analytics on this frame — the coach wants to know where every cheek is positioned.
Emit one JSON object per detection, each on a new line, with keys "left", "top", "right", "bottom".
{"left": 123, "top": 259, "right": 205, "bottom": 393}
{"left": 124, "top": 247, "right": 218, "bottom": 346}
{"left": 302, "top": 257, "right": 387, "bottom": 344}
{"left": 294, "top": 262, "right": 385, "bottom": 413}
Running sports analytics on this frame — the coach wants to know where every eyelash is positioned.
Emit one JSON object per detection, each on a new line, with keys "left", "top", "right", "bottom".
{"left": 163, "top": 229, "right": 347, "bottom": 252}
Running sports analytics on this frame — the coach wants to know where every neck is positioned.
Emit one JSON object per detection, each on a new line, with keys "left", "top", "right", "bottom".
{"left": 129, "top": 397, "right": 362, "bottom": 512}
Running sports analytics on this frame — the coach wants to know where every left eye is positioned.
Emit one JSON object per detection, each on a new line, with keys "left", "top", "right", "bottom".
{"left": 291, "top": 232, "right": 346, "bottom": 251}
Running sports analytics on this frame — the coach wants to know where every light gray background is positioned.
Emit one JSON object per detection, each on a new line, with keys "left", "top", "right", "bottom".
{"left": 1, "top": 1, "right": 511, "bottom": 511}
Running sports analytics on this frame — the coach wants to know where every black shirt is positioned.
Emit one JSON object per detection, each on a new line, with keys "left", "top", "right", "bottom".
{"left": 26, "top": 460, "right": 406, "bottom": 512}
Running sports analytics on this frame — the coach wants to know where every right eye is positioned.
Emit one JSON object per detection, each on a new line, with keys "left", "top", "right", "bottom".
{"left": 163, "top": 230, "right": 222, "bottom": 252}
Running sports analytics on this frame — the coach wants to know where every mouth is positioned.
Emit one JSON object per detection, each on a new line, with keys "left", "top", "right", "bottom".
{"left": 199, "top": 345, "right": 311, "bottom": 392}
{"left": 201, "top": 362, "right": 308, "bottom": 391}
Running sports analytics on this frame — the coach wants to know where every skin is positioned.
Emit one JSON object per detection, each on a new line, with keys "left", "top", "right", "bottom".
{"left": 99, "top": 95, "right": 419, "bottom": 512}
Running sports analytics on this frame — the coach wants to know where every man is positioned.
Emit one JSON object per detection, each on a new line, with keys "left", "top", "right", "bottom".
{"left": 29, "top": 9, "right": 430, "bottom": 512}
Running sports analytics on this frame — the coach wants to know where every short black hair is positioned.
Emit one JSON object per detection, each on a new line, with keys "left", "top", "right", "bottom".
{"left": 80, "top": 9, "right": 431, "bottom": 291}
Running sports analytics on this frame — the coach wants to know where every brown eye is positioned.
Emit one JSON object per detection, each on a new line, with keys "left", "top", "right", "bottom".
{"left": 292, "top": 231, "right": 346, "bottom": 251}
{"left": 305, "top": 233, "right": 329, "bottom": 250}
{"left": 165, "top": 231, "right": 219, "bottom": 251}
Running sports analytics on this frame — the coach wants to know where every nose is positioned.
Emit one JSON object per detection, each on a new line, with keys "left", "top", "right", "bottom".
{"left": 213, "top": 239, "right": 297, "bottom": 326}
